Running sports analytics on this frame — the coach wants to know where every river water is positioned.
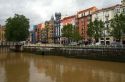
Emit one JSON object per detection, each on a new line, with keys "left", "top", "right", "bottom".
{"left": 0, "top": 48, "right": 125, "bottom": 82}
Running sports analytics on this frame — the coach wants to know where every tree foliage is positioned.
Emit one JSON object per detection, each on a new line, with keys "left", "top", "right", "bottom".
{"left": 87, "top": 19, "right": 104, "bottom": 41}
{"left": 110, "top": 13, "right": 125, "bottom": 41}
{"left": 5, "top": 14, "right": 30, "bottom": 41}
{"left": 87, "top": 21, "right": 94, "bottom": 38}
{"left": 72, "top": 27, "right": 81, "bottom": 41}
{"left": 62, "top": 24, "right": 72, "bottom": 38}
{"left": 62, "top": 24, "right": 81, "bottom": 41}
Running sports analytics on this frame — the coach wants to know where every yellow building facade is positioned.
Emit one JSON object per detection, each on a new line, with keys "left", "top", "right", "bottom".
{"left": 0, "top": 25, "right": 5, "bottom": 43}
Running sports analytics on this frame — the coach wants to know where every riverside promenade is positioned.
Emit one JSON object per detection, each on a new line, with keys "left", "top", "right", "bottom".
{"left": 22, "top": 44, "right": 125, "bottom": 62}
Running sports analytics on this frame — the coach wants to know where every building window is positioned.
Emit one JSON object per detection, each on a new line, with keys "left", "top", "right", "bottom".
{"left": 89, "top": 11, "right": 90, "bottom": 14}
{"left": 106, "top": 41, "right": 110, "bottom": 45}
{"left": 115, "top": 8, "right": 120, "bottom": 13}
{"left": 106, "top": 38, "right": 110, "bottom": 40}
{"left": 81, "top": 18, "right": 84, "bottom": 22}
{"left": 88, "top": 16, "right": 91, "bottom": 21}
{"left": 123, "top": 8, "right": 125, "bottom": 13}
{"left": 95, "top": 14, "right": 98, "bottom": 19}
{"left": 81, "top": 32, "right": 83, "bottom": 35}
{"left": 117, "top": 9, "right": 120, "bottom": 13}
{"left": 82, "top": 13, "right": 84, "bottom": 17}
{"left": 101, "top": 38, "right": 104, "bottom": 40}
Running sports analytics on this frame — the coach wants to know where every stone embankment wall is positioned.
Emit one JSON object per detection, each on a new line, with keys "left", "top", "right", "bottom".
{"left": 23, "top": 47, "right": 125, "bottom": 62}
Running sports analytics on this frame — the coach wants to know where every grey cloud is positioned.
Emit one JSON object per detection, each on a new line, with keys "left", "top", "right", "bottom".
{"left": 0, "top": 0, "right": 121, "bottom": 28}
{"left": 102, "top": 0, "right": 121, "bottom": 8}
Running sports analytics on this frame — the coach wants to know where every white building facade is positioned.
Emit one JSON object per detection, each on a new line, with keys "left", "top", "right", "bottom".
{"left": 92, "top": 4, "right": 125, "bottom": 45}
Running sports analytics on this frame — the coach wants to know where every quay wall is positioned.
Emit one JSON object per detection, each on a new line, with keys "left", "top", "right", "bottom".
{"left": 23, "top": 46, "right": 125, "bottom": 62}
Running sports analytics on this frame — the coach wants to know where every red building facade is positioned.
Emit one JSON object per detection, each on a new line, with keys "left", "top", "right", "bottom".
{"left": 76, "top": 7, "right": 97, "bottom": 40}
{"left": 60, "top": 15, "right": 76, "bottom": 44}
{"left": 61, "top": 15, "right": 76, "bottom": 26}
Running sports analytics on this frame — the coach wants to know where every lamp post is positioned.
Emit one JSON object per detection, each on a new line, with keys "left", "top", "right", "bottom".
{"left": 104, "top": 14, "right": 109, "bottom": 45}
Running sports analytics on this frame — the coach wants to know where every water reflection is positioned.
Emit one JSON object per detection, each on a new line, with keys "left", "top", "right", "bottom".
{"left": 0, "top": 48, "right": 125, "bottom": 82}
{"left": 32, "top": 56, "right": 125, "bottom": 82}
{"left": 0, "top": 65, "right": 6, "bottom": 82}
{"left": 29, "top": 60, "right": 53, "bottom": 82}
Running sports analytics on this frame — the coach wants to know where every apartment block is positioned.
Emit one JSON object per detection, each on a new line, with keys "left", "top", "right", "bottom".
{"left": 0, "top": 25, "right": 5, "bottom": 44}
{"left": 76, "top": 7, "right": 97, "bottom": 41}
{"left": 92, "top": 4, "right": 125, "bottom": 45}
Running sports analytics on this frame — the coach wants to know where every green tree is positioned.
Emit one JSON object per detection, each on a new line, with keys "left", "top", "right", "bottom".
{"left": 110, "top": 13, "right": 125, "bottom": 41}
{"left": 72, "top": 27, "right": 81, "bottom": 42}
{"left": 87, "top": 21, "right": 94, "bottom": 38}
{"left": 5, "top": 14, "right": 30, "bottom": 41}
{"left": 62, "top": 24, "right": 73, "bottom": 40}
{"left": 87, "top": 19, "right": 104, "bottom": 42}
{"left": 62, "top": 24, "right": 81, "bottom": 42}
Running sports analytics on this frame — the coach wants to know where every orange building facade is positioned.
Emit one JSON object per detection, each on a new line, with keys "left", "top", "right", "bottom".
{"left": 60, "top": 15, "right": 76, "bottom": 44}
{"left": 61, "top": 15, "right": 76, "bottom": 26}
{"left": 0, "top": 25, "right": 5, "bottom": 42}
{"left": 36, "top": 23, "right": 45, "bottom": 42}
{"left": 76, "top": 7, "right": 97, "bottom": 41}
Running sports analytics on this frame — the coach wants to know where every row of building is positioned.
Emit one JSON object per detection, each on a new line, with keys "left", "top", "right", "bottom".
{"left": 30, "top": 13, "right": 61, "bottom": 44}
{"left": 0, "top": 25, "right": 5, "bottom": 43}
{"left": 0, "top": 0, "right": 124, "bottom": 45}
{"left": 29, "top": 0, "right": 125, "bottom": 45}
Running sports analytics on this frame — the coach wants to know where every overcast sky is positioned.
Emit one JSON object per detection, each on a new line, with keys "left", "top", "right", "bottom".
{"left": 0, "top": 0, "right": 121, "bottom": 29}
